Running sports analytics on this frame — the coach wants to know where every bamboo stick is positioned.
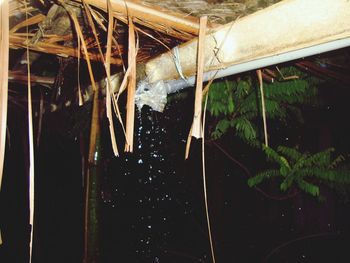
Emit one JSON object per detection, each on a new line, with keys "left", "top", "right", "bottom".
{"left": 9, "top": 34, "right": 122, "bottom": 64}
{"left": 105, "top": 0, "right": 119, "bottom": 157}
{"left": 0, "top": 0, "right": 10, "bottom": 246}
{"left": 81, "top": 0, "right": 201, "bottom": 39}
{"left": 85, "top": 87, "right": 101, "bottom": 263}
{"left": 0, "top": 0, "right": 9, "bottom": 191}
{"left": 257, "top": 69, "right": 268, "bottom": 147}
{"left": 8, "top": 70, "right": 55, "bottom": 85}
{"left": 24, "top": 5, "right": 35, "bottom": 263}
{"left": 124, "top": 17, "right": 136, "bottom": 153}
{"left": 56, "top": 11, "right": 105, "bottom": 258}
{"left": 83, "top": 4, "right": 125, "bottom": 69}
{"left": 201, "top": 93, "right": 216, "bottom": 263}
{"left": 77, "top": 27, "right": 83, "bottom": 106}
{"left": 82, "top": 1, "right": 126, "bottom": 137}
{"left": 64, "top": 4, "right": 98, "bottom": 96}
{"left": 191, "top": 16, "right": 207, "bottom": 139}
{"left": 185, "top": 16, "right": 208, "bottom": 159}
{"left": 82, "top": 0, "right": 106, "bottom": 64}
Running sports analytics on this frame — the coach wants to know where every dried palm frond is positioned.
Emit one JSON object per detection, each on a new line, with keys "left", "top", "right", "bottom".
{"left": 9, "top": 0, "right": 35, "bottom": 17}
{"left": 0, "top": 0, "right": 10, "bottom": 197}
{"left": 105, "top": 0, "right": 119, "bottom": 157}
{"left": 191, "top": 16, "right": 207, "bottom": 139}
{"left": 10, "top": 13, "right": 45, "bottom": 33}
{"left": 21, "top": 2, "right": 36, "bottom": 261}
{"left": 10, "top": 34, "right": 123, "bottom": 64}
{"left": 124, "top": 17, "right": 137, "bottom": 153}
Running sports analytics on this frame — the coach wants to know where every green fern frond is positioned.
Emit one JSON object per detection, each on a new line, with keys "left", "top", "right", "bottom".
{"left": 264, "top": 80, "right": 308, "bottom": 102}
{"left": 300, "top": 168, "right": 350, "bottom": 184}
{"left": 248, "top": 169, "right": 279, "bottom": 187}
{"left": 263, "top": 146, "right": 290, "bottom": 170}
{"left": 211, "top": 118, "right": 232, "bottom": 139}
{"left": 240, "top": 96, "right": 287, "bottom": 120}
{"left": 329, "top": 155, "right": 346, "bottom": 169}
{"left": 254, "top": 145, "right": 349, "bottom": 198}
{"left": 302, "top": 148, "right": 334, "bottom": 168}
{"left": 280, "top": 175, "right": 295, "bottom": 192}
{"left": 277, "top": 146, "right": 303, "bottom": 162}
{"left": 207, "top": 80, "right": 235, "bottom": 117}
{"left": 296, "top": 178, "right": 320, "bottom": 197}
{"left": 232, "top": 117, "right": 256, "bottom": 142}
{"left": 237, "top": 92, "right": 258, "bottom": 115}
{"left": 234, "top": 80, "right": 251, "bottom": 101}
{"left": 263, "top": 100, "right": 287, "bottom": 119}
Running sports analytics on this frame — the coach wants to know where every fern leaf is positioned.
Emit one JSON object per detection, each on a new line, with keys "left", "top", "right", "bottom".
{"left": 263, "top": 146, "right": 290, "bottom": 170}
{"left": 248, "top": 169, "right": 279, "bottom": 187}
{"left": 235, "top": 80, "right": 250, "bottom": 101}
{"left": 296, "top": 178, "right": 320, "bottom": 197}
{"left": 211, "top": 118, "right": 232, "bottom": 139}
{"left": 300, "top": 168, "right": 350, "bottom": 184}
{"left": 232, "top": 117, "right": 256, "bottom": 142}
{"left": 303, "top": 148, "right": 334, "bottom": 167}
{"left": 277, "top": 146, "right": 303, "bottom": 162}
{"left": 264, "top": 80, "right": 308, "bottom": 104}
{"left": 280, "top": 175, "right": 294, "bottom": 192}
{"left": 328, "top": 155, "right": 345, "bottom": 169}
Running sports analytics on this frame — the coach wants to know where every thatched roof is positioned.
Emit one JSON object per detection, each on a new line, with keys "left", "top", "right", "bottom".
{"left": 8, "top": 0, "right": 350, "bottom": 78}
{"left": 143, "top": 0, "right": 281, "bottom": 24}
{"left": 5, "top": 0, "right": 350, "bottom": 151}
{"left": 8, "top": 0, "right": 281, "bottom": 65}
{"left": 4, "top": 0, "right": 350, "bottom": 118}
{"left": 3, "top": 0, "right": 350, "bottom": 108}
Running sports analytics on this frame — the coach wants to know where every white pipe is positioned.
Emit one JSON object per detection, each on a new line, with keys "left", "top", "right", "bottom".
{"left": 165, "top": 37, "right": 350, "bottom": 93}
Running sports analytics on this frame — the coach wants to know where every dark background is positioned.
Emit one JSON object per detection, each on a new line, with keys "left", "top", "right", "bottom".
{"left": 1, "top": 71, "right": 350, "bottom": 263}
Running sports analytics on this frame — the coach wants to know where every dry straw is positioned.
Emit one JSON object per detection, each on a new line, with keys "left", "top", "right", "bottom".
{"left": 124, "top": 17, "right": 137, "bottom": 152}
{"left": 257, "top": 69, "right": 269, "bottom": 147}
{"left": 0, "top": 0, "right": 10, "bottom": 247}
{"left": 23, "top": 2, "right": 35, "bottom": 262}
{"left": 105, "top": 0, "right": 119, "bottom": 157}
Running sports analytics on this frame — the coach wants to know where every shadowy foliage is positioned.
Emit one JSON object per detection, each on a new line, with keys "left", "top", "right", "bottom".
{"left": 207, "top": 66, "right": 317, "bottom": 144}
{"left": 248, "top": 146, "right": 350, "bottom": 197}
{"left": 206, "top": 66, "right": 350, "bottom": 198}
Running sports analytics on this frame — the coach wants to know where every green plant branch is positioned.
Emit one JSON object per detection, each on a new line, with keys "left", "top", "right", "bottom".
{"left": 209, "top": 140, "right": 299, "bottom": 201}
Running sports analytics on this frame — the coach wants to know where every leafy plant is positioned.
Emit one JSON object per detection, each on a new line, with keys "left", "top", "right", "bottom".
{"left": 207, "top": 67, "right": 317, "bottom": 143}
{"left": 205, "top": 66, "right": 350, "bottom": 199}
{"left": 248, "top": 146, "right": 350, "bottom": 197}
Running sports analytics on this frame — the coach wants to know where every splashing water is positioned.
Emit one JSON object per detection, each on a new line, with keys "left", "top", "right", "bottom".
{"left": 101, "top": 102, "right": 202, "bottom": 263}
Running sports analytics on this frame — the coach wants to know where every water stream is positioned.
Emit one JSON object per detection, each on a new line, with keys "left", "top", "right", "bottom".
{"left": 101, "top": 99, "right": 209, "bottom": 263}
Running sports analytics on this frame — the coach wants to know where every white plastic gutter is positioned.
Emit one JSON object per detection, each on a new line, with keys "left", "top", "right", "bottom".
{"left": 136, "top": 0, "right": 350, "bottom": 111}
{"left": 143, "top": 0, "right": 350, "bottom": 87}
{"left": 165, "top": 37, "right": 350, "bottom": 93}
